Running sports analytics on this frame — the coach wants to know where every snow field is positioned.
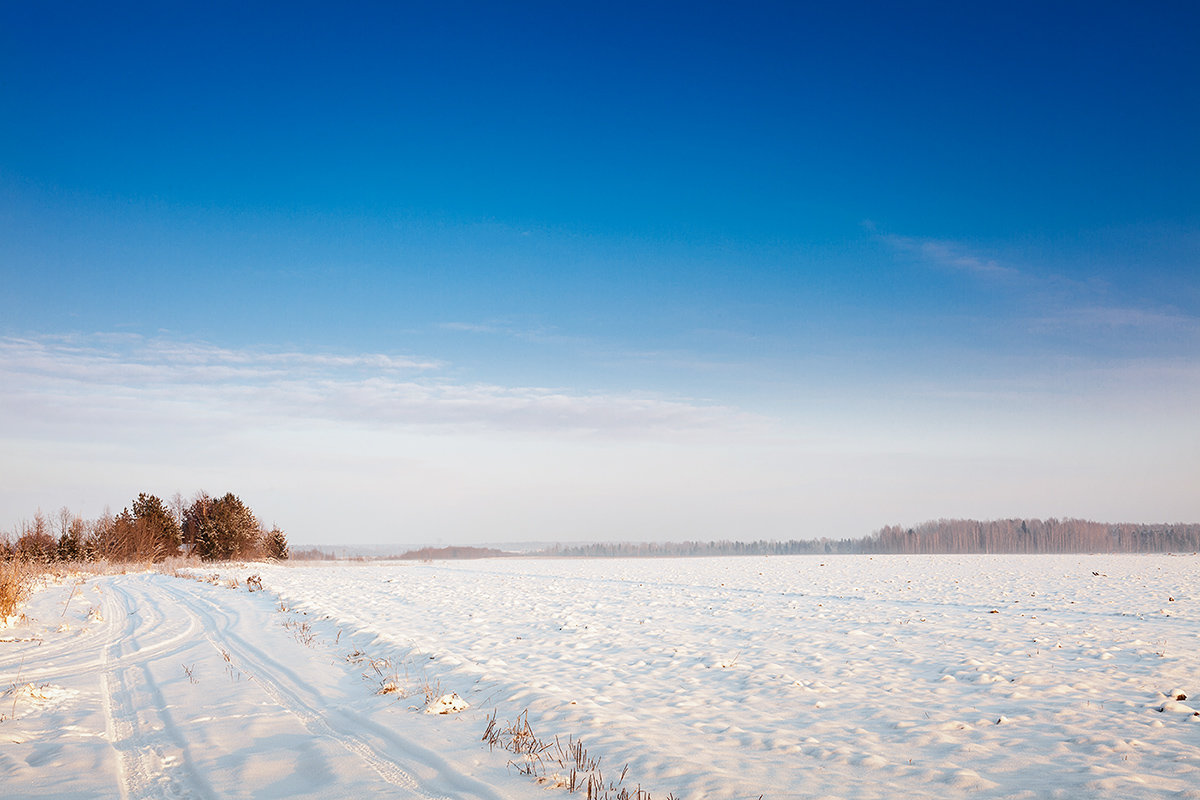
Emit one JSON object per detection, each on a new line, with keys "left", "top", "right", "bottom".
{"left": 213, "top": 554, "right": 1200, "bottom": 799}
{"left": 1, "top": 553, "right": 1197, "bottom": 799}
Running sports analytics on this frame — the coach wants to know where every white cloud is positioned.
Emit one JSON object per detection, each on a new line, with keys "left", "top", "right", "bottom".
{"left": 0, "top": 333, "right": 763, "bottom": 440}
{"left": 879, "top": 234, "right": 1021, "bottom": 279}
{"left": 437, "top": 319, "right": 564, "bottom": 343}
{"left": 2, "top": 331, "right": 1196, "bottom": 545}
{"left": 0, "top": 332, "right": 782, "bottom": 543}
{"left": 876, "top": 229, "right": 1200, "bottom": 350}
{"left": 438, "top": 321, "right": 500, "bottom": 333}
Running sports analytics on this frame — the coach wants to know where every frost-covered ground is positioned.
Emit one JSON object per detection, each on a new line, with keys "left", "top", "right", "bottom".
{"left": 2, "top": 554, "right": 1198, "bottom": 799}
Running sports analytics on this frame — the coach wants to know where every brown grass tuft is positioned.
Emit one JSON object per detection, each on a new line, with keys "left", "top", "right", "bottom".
{"left": 482, "top": 709, "right": 666, "bottom": 799}
{"left": 1, "top": 560, "right": 36, "bottom": 621}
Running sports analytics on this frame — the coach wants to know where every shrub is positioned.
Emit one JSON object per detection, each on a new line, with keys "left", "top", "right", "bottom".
{"left": 264, "top": 527, "right": 289, "bottom": 560}
{"left": 189, "top": 493, "right": 261, "bottom": 561}
{"left": 0, "top": 559, "right": 34, "bottom": 621}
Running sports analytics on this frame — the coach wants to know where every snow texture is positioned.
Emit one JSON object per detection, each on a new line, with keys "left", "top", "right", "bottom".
{"left": 2, "top": 554, "right": 1198, "bottom": 799}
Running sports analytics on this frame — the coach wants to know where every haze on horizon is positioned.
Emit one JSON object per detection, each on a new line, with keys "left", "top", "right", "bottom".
{"left": 2, "top": 2, "right": 1197, "bottom": 546}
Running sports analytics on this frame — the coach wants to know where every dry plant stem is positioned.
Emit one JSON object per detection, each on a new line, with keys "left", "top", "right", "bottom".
{"left": 220, "top": 648, "right": 242, "bottom": 681}
{"left": 10, "top": 658, "right": 25, "bottom": 719}
{"left": 482, "top": 709, "right": 665, "bottom": 800}
{"left": 60, "top": 582, "right": 79, "bottom": 618}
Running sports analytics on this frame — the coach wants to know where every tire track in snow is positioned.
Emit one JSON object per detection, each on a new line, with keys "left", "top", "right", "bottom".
{"left": 156, "top": 575, "right": 508, "bottom": 800}
{"left": 100, "top": 576, "right": 215, "bottom": 800}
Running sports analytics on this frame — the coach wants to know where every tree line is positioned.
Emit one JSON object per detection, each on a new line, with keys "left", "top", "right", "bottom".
{"left": 2, "top": 491, "right": 288, "bottom": 563}
{"left": 863, "top": 518, "right": 1200, "bottom": 554}
{"left": 539, "top": 518, "right": 1200, "bottom": 557}
{"left": 539, "top": 538, "right": 853, "bottom": 558}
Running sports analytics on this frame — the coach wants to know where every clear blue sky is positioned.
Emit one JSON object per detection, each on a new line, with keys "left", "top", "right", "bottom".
{"left": 2, "top": 2, "right": 1197, "bottom": 544}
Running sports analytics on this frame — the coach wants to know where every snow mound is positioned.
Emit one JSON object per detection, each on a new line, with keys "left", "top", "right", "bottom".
{"left": 1156, "top": 699, "right": 1197, "bottom": 714}
{"left": 1154, "top": 689, "right": 1196, "bottom": 714}
{"left": 2, "top": 682, "right": 78, "bottom": 715}
{"left": 425, "top": 691, "right": 469, "bottom": 715}
{"left": 945, "top": 768, "right": 1000, "bottom": 791}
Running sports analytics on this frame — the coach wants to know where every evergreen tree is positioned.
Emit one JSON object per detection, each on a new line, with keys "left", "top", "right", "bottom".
{"left": 192, "top": 493, "right": 261, "bottom": 560}
{"left": 264, "top": 526, "right": 289, "bottom": 560}
{"left": 132, "top": 493, "right": 183, "bottom": 561}
{"left": 56, "top": 526, "right": 84, "bottom": 561}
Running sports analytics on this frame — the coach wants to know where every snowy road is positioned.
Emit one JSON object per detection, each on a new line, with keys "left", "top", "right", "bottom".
{"left": 0, "top": 571, "right": 526, "bottom": 800}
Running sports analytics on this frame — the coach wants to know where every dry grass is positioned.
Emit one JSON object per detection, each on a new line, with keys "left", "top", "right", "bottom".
{"left": 340, "top": 638, "right": 670, "bottom": 797}
{"left": 1, "top": 560, "right": 37, "bottom": 622}
{"left": 281, "top": 616, "right": 316, "bottom": 647}
{"left": 346, "top": 648, "right": 449, "bottom": 709}
{"left": 3, "top": 558, "right": 143, "bottom": 626}
{"left": 219, "top": 647, "right": 243, "bottom": 682}
{"left": 482, "top": 709, "right": 672, "bottom": 800}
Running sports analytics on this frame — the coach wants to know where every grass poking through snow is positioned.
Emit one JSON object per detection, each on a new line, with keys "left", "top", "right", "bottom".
{"left": 482, "top": 709, "right": 672, "bottom": 800}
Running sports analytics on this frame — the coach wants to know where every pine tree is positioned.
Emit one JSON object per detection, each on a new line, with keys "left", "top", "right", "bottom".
{"left": 264, "top": 526, "right": 289, "bottom": 560}
{"left": 191, "top": 493, "right": 261, "bottom": 560}
{"left": 131, "top": 493, "right": 183, "bottom": 561}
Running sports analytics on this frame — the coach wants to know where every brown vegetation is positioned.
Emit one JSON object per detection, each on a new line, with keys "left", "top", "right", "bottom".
{"left": 482, "top": 709, "right": 668, "bottom": 800}
{"left": 1, "top": 490, "right": 291, "bottom": 621}
{"left": 0, "top": 559, "right": 33, "bottom": 620}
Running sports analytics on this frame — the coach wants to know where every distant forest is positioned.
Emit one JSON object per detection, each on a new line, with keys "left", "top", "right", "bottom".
{"left": 538, "top": 518, "right": 1200, "bottom": 557}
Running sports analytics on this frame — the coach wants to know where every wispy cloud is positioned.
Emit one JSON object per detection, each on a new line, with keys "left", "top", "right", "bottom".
{"left": 438, "top": 321, "right": 500, "bottom": 334}
{"left": 1, "top": 335, "right": 441, "bottom": 387}
{"left": 874, "top": 228, "right": 1200, "bottom": 344}
{"left": 878, "top": 233, "right": 1021, "bottom": 279}
{"left": 436, "top": 319, "right": 562, "bottom": 342}
{"left": 0, "top": 333, "right": 761, "bottom": 439}
{"left": 1032, "top": 305, "right": 1200, "bottom": 335}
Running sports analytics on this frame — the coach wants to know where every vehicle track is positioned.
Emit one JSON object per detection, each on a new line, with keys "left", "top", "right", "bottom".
{"left": 150, "top": 574, "right": 509, "bottom": 800}
{"left": 100, "top": 577, "right": 215, "bottom": 800}
{"left": 4, "top": 572, "right": 521, "bottom": 799}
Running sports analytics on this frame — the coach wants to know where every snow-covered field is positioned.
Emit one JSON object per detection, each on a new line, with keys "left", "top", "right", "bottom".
{"left": 2, "top": 554, "right": 1198, "bottom": 799}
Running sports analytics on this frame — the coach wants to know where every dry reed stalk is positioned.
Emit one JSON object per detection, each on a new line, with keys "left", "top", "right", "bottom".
{"left": 481, "top": 709, "right": 666, "bottom": 799}
{"left": 60, "top": 581, "right": 79, "bottom": 617}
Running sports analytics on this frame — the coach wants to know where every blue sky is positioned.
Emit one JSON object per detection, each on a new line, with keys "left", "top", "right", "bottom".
{"left": 2, "top": 2, "right": 1197, "bottom": 545}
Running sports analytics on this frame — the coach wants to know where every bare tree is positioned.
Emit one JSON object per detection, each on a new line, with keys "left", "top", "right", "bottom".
{"left": 16, "top": 510, "right": 56, "bottom": 562}
{"left": 170, "top": 491, "right": 186, "bottom": 531}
